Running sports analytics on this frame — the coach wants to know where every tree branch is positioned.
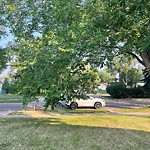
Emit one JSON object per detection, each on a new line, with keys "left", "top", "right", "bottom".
{"left": 127, "top": 52, "right": 145, "bottom": 67}
{"left": 100, "top": 44, "right": 145, "bottom": 67}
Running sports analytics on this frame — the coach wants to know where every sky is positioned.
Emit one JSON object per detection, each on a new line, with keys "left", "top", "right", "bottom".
{"left": 0, "top": 28, "right": 14, "bottom": 47}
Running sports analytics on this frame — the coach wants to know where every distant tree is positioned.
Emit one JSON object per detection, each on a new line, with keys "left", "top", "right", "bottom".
{"left": 98, "top": 70, "right": 114, "bottom": 83}
{"left": 119, "top": 68, "right": 142, "bottom": 88}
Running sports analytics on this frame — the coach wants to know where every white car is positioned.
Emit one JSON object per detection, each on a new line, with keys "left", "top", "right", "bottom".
{"left": 65, "top": 97, "right": 105, "bottom": 110}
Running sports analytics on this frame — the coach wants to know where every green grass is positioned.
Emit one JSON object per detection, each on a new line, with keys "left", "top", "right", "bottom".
{"left": 0, "top": 94, "right": 23, "bottom": 103}
{"left": 0, "top": 116, "right": 150, "bottom": 150}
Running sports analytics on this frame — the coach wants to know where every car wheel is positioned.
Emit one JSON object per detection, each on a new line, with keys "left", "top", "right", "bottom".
{"left": 94, "top": 102, "right": 102, "bottom": 109}
{"left": 70, "top": 102, "right": 78, "bottom": 110}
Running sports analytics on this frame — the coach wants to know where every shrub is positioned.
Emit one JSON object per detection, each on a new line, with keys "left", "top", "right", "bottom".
{"left": 128, "top": 87, "right": 145, "bottom": 98}
{"left": 106, "top": 82, "right": 128, "bottom": 98}
{"left": 107, "top": 83, "right": 150, "bottom": 98}
{"left": 143, "top": 89, "right": 150, "bottom": 98}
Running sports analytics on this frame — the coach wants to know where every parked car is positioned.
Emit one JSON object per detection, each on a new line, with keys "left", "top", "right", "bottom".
{"left": 65, "top": 97, "right": 105, "bottom": 110}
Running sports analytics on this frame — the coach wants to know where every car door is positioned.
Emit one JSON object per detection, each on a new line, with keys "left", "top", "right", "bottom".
{"left": 77, "top": 98, "right": 93, "bottom": 107}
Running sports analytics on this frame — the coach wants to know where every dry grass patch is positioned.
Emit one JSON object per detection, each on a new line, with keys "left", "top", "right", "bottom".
{"left": 58, "top": 115, "right": 150, "bottom": 132}
{"left": 10, "top": 109, "right": 109, "bottom": 116}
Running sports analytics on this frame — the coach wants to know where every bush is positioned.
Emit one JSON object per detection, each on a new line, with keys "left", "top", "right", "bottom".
{"left": 106, "top": 82, "right": 128, "bottom": 98}
{"left": 107, "top": 82, "right": 150, "bottom": 98}
{"left": 143, "top": 89, "right": 150, "bottom": 98}
{"left": 128, "top": 87, "right": 145, "bottom": 98}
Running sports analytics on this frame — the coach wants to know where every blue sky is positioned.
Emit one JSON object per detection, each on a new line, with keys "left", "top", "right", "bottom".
{"left": 0, "top": 28, "right": 14, "bottom": 48}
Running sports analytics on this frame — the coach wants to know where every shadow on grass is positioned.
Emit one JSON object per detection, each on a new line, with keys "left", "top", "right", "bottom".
{"left": 0, "top": 117, "right": 150, "bottom": 150}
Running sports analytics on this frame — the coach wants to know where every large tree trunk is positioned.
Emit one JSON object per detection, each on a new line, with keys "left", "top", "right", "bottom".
{"left": 140, "top": 51, "right": 150, "bottom": 76}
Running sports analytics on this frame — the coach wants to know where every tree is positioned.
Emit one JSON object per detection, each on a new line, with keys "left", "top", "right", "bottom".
{"left": 2, "top": 0, "right": 150, "bottom": 107}
{"left": 98, "top": 69, "right": 114, "bottom": 83}
{"left": 3, "top": 0, "right": 149, "bottom": 69}
{"left": 1, "top": 0, "right": 102, "bottom": 109}
{"left": 119, "top": 68, "right": 142, "bottom": 88}
{"left": 98, "top": 0, "right": 150, "bottom": 74}
{"left": 107, "top": 54, "right": 143, "bottom": 86}
{"left": 14, "top": 49, "right": 100, "bottom": 109}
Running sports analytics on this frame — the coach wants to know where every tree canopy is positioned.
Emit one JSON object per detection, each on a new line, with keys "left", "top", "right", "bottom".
{"left": 3, "top": 0, "right": 150, "bottom": 65}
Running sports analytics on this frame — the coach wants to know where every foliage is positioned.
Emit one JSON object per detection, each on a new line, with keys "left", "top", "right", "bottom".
{"left": 2, "top": 78, "right": 9, "bottom": 94}
{"left": 106, "top": 82, "right": 128, "bottom": 98}
{"left": 15, "top": 50, "right": 100, "bottom": 110}
{"left": 128, "top": 87, "right": 145, "bottom": 98}
{"left": 0, "top": 2, "right": 7, "bottom": 72}
{"left": 0, "top": 48, "right": 7, "bottom": 72}
{"left": 107, "top": 55, "right": 143, "bottom": 87}
{"left": 103, "top": 0, "right": 150, "bottom": 78}
{"left": 98, "top": 69, "right": 114, "bottom": 83}
{"left": 1, "top": 0, "right": 150, "bottom": 107}
{"left": 107, "top": 82, "right": 150, "bottom": 98}
{"left": 108, "top": 55, "right": 136, "bottom": 75}
{"left": 2, "top": 78, "right": 18, "bottom": 94}
{"left": 119, "top": 68, "right": 142, "bottom": 88}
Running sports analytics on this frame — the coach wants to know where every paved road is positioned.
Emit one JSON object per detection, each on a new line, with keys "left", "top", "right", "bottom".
{"left": 0, "top": 103, "right": 22, "bottom": 111}
{"left": 103, "top": 98, "right": 150, "bottom": 108}
{"left": 0, "top": 103, "right": 23, "bottom": 117}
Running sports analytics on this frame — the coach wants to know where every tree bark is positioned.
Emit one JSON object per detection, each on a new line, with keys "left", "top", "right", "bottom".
{"left": 140, "top": 51, "right": 150, "bottom": 75}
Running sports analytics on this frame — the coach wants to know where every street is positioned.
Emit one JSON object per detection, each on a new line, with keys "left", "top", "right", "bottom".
{"left": 0, "top": 97, "right": 150, "bottom": 113}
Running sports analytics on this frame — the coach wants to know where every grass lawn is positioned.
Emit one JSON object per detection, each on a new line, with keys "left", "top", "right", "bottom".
{"left": 0, "top": 115, "right": 150, "bottom": 150}
{"left": 0, "top": 94, "right": 23, "bottom": 103}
